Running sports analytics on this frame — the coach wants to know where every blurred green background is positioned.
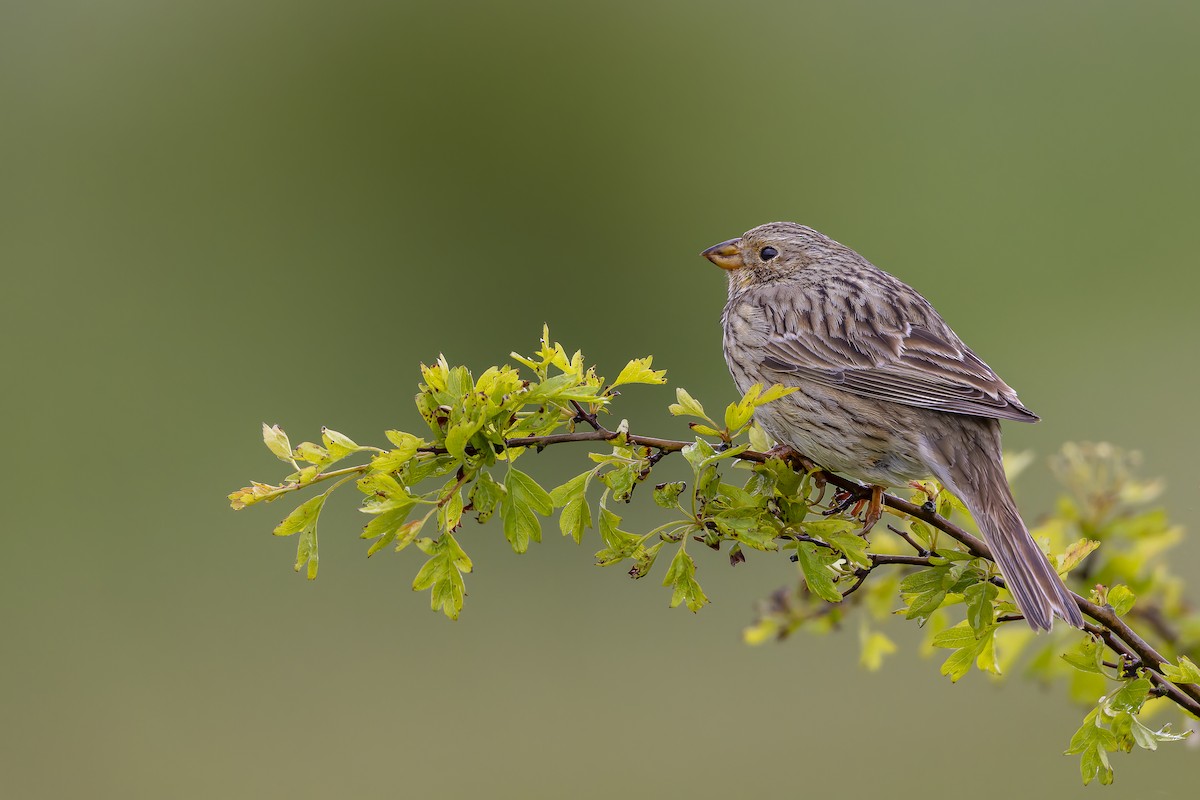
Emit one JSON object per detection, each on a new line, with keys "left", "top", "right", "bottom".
{"left": 3, "top": 0, "right": 1198, "bottom": 796}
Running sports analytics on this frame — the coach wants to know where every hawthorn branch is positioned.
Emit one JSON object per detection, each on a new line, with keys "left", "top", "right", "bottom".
{"left": 325, "top": 420, "right": 1200, "bottom": 717}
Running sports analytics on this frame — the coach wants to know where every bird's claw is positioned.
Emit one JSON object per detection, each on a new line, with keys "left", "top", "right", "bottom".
{"left": 859, "top": 485, "right": 884, "bottom": 535}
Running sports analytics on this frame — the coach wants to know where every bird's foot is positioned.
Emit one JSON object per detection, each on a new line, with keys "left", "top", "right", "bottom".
{"left": 858, "top": 485, "right": 884, "bottom": 535}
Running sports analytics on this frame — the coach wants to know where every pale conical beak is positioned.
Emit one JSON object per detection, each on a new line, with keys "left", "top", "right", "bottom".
{"left": 700, "top": 238, "right": 745, "bottom": 270}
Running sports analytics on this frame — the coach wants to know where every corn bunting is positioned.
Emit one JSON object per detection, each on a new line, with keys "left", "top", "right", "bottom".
{"left": 703, "top": 221, "right": 1083, "bottom": 631}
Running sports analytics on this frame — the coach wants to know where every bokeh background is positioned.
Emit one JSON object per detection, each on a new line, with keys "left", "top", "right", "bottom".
{"left": 4, "top": 1, "right": 1198, "bottom": 796}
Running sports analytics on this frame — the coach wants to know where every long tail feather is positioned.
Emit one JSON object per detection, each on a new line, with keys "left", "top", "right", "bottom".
{"left": 938, "top": 462, "right": 1083, "bottom": 631}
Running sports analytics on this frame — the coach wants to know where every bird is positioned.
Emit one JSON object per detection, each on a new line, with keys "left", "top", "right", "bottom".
{"left": 701, "top": 221, "right": 1083, "bottom": 631}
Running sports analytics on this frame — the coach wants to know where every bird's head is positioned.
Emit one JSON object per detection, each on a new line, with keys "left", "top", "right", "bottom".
{"left": 701, "top": 221, "right": 840, "bottom": 290}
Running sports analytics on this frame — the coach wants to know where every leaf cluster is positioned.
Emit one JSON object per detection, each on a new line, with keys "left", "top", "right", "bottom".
{"left": 230, "top": 329, "right": 1199, "bottom": 784}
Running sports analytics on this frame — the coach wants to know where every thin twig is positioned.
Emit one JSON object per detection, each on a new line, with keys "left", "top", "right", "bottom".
{"left": 355, "top": 420, "right": 1200, "bottom": 715}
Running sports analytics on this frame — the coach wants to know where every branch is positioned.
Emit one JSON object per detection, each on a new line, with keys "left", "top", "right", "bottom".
{"left": 294, "top": 419, "right": 1200, "bottom": 717}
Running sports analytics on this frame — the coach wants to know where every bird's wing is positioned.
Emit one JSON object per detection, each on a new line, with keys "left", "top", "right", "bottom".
{"left": 753, "top": 284, "right": 1039, "bottom": 423}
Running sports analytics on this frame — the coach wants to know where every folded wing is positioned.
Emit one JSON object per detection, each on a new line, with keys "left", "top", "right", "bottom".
{"left": 754, "top": 287, "right": 1039, "bottom": 423}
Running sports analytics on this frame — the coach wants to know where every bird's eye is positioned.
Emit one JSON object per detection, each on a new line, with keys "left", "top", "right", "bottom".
{"left": 760, "top": 246, "right": 779, "bottom": 261}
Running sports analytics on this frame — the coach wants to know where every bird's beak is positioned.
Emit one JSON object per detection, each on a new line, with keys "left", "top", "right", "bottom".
{"left": 701, "top": 238, "right": 745, "bottom": 270}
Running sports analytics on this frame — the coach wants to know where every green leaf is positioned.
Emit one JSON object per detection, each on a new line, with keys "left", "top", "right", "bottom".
{"left": 963, "top": 582, "right": 998, "bottom": 631}
{"left": 724, "top": 399, "right": 755, "bottom": 434}
{"left": 1066, "top": 708, "right": 1117, "bottom": 786}
{"left": 610, "top": 356, "right": 666, "bottom": 388}
{"left": 668, "top": 387, "right": 709, "bottom": 421}
{"left": 559, "top": 496, "right": 592, "bottom": 544}
{"left": 445, "top": 418, "right": 484, "bottom": 461}
{"left": 438, "top": 484, "right": 464, "bottom": 533}
{"left": 386, "top": 429, "right": 422, "bottom": 449}
{"left": 652, "top": 481, "right": 686, "bottom": 509}
{"left": 468, "top": 471, "right": 505, "bottom": 523}
{"left": 931, "top": 620, "right": 978, "bottom": 650}
{"left": 800, "top": 518, "right": 858, "bottom": 538}
{"left": 550, "top": 471, "right": 590, "bottom": 508}
{"left": 747, "top": 422, "right": 772, "bottom": 453}
{"left": 505, "top": 468, "right": 553, "bottom": 515}
{"left": 1055, "top": 538, "right": 1100, "bottom": 576}
{"left": 600, "top": 464, "right": 638, "bottom": 502}
{"left": 500, "top": 468, "right": 554, "bottom": 552}
{"left": 1161, "top": 655, "right": 1200, "bottom": 684}
{"left": 934, "top": 621, "right": 995, "bottom": 681}
{"left": 1106, "top": 584, "right": 1136, "bottom": 617}
{"left": 411, "top": 533, "right": 472, "bottom": 620}
{"left": 360, "top": 505, "right": 417, "bottom": 556}
{"left": 292, "top": 441, "right": 331, "bottom": 466}
{"left": 1061, "top": 636, "right": 1104, "bottom": 674}
{"left": 321, "top": 427, "right": 362, "bottom": 459}
{"left": 549, "top": 471, "right": 592, "bottom": 543}
{"left": 274, "top": 494, "right": 327, "bottom": 536}
{"left": 372, "top": 432, "right": 422, "bottom": 473}
{"left": 905, "top": 588, "right": 949, "bottom": 622}
{"left": 794, "top": 542, "right": 842, "bottom": 603}
{"left": 752, "top": 383, "right": 799, "bottom": 406}
{"left": 900, "top": 565, "right": 949, "bottom": 595}
{"left": 295, "top": 526, "right": 318, "bottom": 580}
{"left": 357, "top": 471, "right": 409, "bottom": 511}
{"left": 662, "top": 547, "right": 708, "bottom": 612}
{"left": 262, "top": 423, "right": 296, "bottom": 465}
{"left": 827, "top": 532, "right": 870, "bottom": 569}
{"left": 859, "top": 628, "right": 897, "bottom": 671}
{"left": 628, "top": 540, "right": 665, "bottom": 579}
{"left": 594, "top": 506, "right": 644, "bottom": 566}
{"left": 393, "top": 517, "right": 428, "bottom": 553}
{"left": 908, "top": 520, "right": 935, "bottom": 549}
{"left": 714, "top": 507, "right": 779, "bottom": 552}
{"left": 1130, "top": 718, "right": 1190, "bottom": 750}
{"left": 1107, "top": 677, "right": 1151, "bottom": 714}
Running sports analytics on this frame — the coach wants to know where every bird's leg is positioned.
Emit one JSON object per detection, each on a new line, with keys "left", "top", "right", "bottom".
{"left": 858, "top": 485, "right": 884, "bottom": 534}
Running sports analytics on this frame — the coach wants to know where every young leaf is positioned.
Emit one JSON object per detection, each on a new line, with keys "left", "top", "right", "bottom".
{"left": 468, "top": 471, "right": 505, "bottom": 524}
{"left": 963, "top": 581, "right": 998, "bottom": 631}
{"left": 274, "top": 494, "right": 327, "bottom": 536}
{"left": 1106, "top": 584, "right": 1136, "bottom": 617}
{"left": 501, "top": 467, "right": 553, "bottom": 554}
{"left": 628, "top": 540, "right": 665, "bottom": 579}
{"left": 826, "top": 531, "right": 870, "bottom": 569}
{"left": 321, "top": 427, "right": 363, "bottom": 459}
{"left": 559, "top": 494, "right": 592, "bottom": 544}
{"left": 411, "top": 533, "right": 472, "bottom": 620}
{"left": 610, "top": 356, "right": 667, "bottom": 388}
{"left": 550, "top": 471, "right": 590, "bottom": 508}
{"left": 262, "top": 423, "right": 296, "bottom": 465}
{"left": 933, "top": 621, "right": 995, "bottom": 682}
{"left": 662, "top": 547, "right": 708, "bottom": 612}
{"left": 794, "top": 542, "right": 842, "bottom": 603}
{"left": 372, "top": 432, "right": 423, "bottom": 473}
{"left": 1055, "top": 538, "right": 1101, "bottom": 576}
{"left": 295, "top": 526, "right": 319, "bottom": 580}
{"left": 859, "top": 627, "right": 897, "bottom": 671}
{"left": 668, "top": 388, "right": 713, "bottom": 423}
{"left": 1062, "top": 636, "right": 1104, "bottom": 674}
{"left": 594, "top": 506, "right": 644, "bottom": 566}
{"left": 652, "top": 481, "right": 686, "bottom": 509}
{"left": 1066, "top": 708, "right": 1118, "bottom": 786}
{"left": 1161, "top": 656, "right": 1200, "bottom": 684}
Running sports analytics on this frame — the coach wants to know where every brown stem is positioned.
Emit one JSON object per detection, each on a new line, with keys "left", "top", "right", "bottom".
{"left": 407, "top": 423, "right": 1200, "bottom": 716}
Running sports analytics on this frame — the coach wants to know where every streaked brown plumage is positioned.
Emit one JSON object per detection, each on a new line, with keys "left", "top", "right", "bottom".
{"left": 702, "top": 221, "right": 1083, "bottom": 631}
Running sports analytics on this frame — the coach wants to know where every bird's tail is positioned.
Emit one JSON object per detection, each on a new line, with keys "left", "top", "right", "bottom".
{"left": 938, "top": 460, "right": 1083, "bottom": 632}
